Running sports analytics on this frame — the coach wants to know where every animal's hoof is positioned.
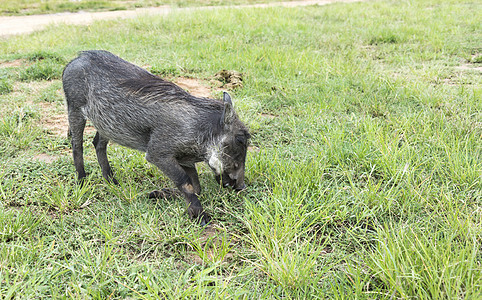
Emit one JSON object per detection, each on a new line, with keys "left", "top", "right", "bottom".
{"left": 109, "top": 177, "right": 119, "bottom": 185}
{"left": 78, "top": 176, "right": 87, "bottom": 187}
{"left": 148, "top": 190, "right": 162, "bottom": 199}
{"left": 234, "top": 183, "right": 246, "bottom": 192}
{"left": 189, "top": 207, "right": 211, "bottom": 226}
{"left": 198, "top": 212, "right": 211, "bottom": 227}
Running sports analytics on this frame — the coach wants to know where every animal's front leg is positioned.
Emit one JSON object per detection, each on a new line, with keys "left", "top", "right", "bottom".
{"left": 182, "top": 164, "right": 201, "bottom": 195}
{"left": 146, "top": 152, "right": 209, "bottom": 225}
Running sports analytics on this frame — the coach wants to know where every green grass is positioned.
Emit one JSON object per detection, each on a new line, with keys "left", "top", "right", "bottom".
{"left": 0, "top": 0, "right": 481, "bottom": 298}
{"left": 0, "top": 77, "right": 12, "bottom": 94}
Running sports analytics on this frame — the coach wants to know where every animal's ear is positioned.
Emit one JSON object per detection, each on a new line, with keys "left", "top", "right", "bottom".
{"left": 221, "top": 92, "right": 236, "bottom": 127}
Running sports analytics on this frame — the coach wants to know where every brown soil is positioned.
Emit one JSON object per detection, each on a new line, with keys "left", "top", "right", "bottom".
{"left": 248, "top": 145, "right": 260, "bottom": 152}
{"left": 32, "top": 153, "right": 59, "bottom": 163}
{"left": 0, "top": 59, "right": 25, "bottom": 67}
{"left": 37, "top": 101, "right": 96, "bottom": 137}
{"left": 172, "top": 71, "right": 244, "bottom": 98}
{"left": 260, "top": 113, "right": 276, "bottom": 119}
{"left": 173, "top": 77, "right": 213, "bottom": 98}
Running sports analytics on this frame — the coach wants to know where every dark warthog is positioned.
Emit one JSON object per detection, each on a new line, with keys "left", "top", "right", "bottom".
{"left": 62, "top": 50, "right": 250, "bottom": 225}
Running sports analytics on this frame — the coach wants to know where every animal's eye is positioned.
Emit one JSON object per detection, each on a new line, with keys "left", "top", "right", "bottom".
{"left": 235, "top": 135, "right": 246, "bottom": 145}
{"left": 234, "top": 163, "right": 239, "bottom": 169}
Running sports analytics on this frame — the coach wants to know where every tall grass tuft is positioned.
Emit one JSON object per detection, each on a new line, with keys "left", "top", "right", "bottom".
{"left": 366, "top": 222, "right": 482, "bottom": 299}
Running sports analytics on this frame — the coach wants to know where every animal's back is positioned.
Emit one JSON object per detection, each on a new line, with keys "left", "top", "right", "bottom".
{"left": 63, "top": 51, "right": 163, "bottom": 151}
{"left": 62, "top": 51, "right": 217, "bottom": 152}
{"left": 63, "top": 50, "right": 149, "bottom": 102}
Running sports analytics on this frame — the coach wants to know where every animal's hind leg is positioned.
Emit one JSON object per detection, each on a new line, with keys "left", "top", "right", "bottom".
{"left": 92, "top": 132, "right": 118, "bottom": 185}
{"left": 68, "top": 110, "right": 87, "bottom": 182}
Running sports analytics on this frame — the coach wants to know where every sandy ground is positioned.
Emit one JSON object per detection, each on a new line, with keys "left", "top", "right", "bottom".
{"left": 0, "top": 0, "right": 365, "bottom": 36}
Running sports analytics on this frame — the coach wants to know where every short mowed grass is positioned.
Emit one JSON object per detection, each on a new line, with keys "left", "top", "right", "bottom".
{"left": 1, "top": 0, "right": 481, "bottom": 298}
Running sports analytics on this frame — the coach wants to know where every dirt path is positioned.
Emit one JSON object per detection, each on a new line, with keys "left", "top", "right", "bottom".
{"left": 0, "top": 0, "right": 365, "bottom": 36}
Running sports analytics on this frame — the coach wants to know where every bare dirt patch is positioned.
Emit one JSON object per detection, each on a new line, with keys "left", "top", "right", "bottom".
{"left": 12, "top": 81, "right": 56, "bottom": 101}
{"left": 260, "top": 113, "right": 276, "bottom": 119}
{"left": 37, "top": 101, "right": 95, "bottom": 137}
{"left": 0, "top": 59, "right": 25, "bottom": 68}
{"left": 32, "top": 153, "right": 59, "bottom": 163}
{"left": 173, "top": 77, "right": 213, "bottom": 98}
{"left": 248, "top": 145, "right": 260, "bottom": 152}
{"left": 37, "top": 101, "right": 69, "bottom": 136}
{"left": 170, "top": 71, "right": 243, "bottom": 99}
{"left": 40, "top": 110, "right": 69, "bottom": 136}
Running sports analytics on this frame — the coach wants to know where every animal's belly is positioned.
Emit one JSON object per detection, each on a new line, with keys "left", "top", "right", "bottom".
{"left": 83, "top": 105, "right": 151, "bottom": 152}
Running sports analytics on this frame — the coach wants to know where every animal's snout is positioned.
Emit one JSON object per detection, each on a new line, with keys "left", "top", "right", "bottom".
{"left": 234, "top": 182, "right": 246, "bottom": 192}
{"left": 218, "top": 172, "right": 246, "bottom": 191}
{"left": 229, "top": 174, "right": 246, "bottom": 191}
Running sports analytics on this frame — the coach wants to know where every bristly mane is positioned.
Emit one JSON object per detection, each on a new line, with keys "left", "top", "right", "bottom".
{"left": 121, "top": 72, "right": 189, "bottom": 98}
{"left": 80, "top": 50, "right": 222, "bottom": 111}
{"left": 120, "top": 72, "right": 223, "bottom": 111}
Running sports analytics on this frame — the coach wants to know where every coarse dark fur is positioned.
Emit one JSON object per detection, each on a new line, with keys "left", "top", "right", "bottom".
{"left": 62, "top": 50, "right": 250, "bottom": 225}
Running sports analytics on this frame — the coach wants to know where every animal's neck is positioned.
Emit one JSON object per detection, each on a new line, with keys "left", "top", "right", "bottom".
{"left": 205, "top": 135, "right": 226, "bottom": 174}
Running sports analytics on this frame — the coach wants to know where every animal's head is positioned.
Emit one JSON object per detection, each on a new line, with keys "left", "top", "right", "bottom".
{"left": 208, "top": 92, "right": 250, "bottom": 191}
